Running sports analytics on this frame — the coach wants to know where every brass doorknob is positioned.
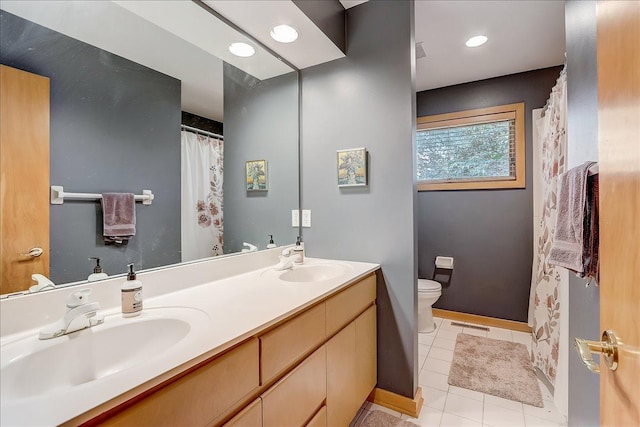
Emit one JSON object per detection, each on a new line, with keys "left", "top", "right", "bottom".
{"left": 574, "top": 330, "right": 619, "bottom": 374}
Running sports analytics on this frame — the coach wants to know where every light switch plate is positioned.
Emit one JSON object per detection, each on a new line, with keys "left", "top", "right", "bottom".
{"left": 291, "top": 210, "right": 300, "bottom": 227}
{"left": 302, "top": 210, "right": 311, "bottom": 228}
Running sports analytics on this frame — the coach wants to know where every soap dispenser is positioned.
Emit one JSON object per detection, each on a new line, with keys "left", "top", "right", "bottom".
{"left": 267, "top": 234, "right": 277, "bottom": 249}
{"left": 293, "top": 236, "right": 304, "bottom": 264}
{"left": 88, "top": 257, "right": 108, "bottom": 282}
{"left": 121, "top": 264, "right": 143, "bottom": 317}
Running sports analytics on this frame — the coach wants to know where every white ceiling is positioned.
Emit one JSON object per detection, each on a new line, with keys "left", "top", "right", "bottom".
{"left": 415, "top": 1, "right": 565, "bottom": 91}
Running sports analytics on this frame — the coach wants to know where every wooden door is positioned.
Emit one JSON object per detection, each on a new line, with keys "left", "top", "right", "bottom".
{"left": 597, "top": 1, "right": 640, "bottom": 425}
{"left": 0, "top": 65, "right": 50, "bottom": 294}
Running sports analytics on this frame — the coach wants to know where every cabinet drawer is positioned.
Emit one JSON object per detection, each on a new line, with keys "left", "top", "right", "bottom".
{"left": 326, "top": 274, "right": 376, "bottom": 336}
{"left": 223, "top": 397, "right": 261, "bottom": 427}
{"left": 306, "top": 406, "right": 327, "bottom": 427}
{"left": 103, "top": 338, "right": 259, "bottom": 427}
{"left": 262, "top": 346, "right": 326, "bottom": 427}
{"left": 260, "top": 303, "right": 325, "bottom": 383}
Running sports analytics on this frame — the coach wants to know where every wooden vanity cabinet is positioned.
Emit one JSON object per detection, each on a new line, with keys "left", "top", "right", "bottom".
{"left": 99, "top": 338, "right": 260, "bottom": 427}
{"left": 90, "top": 272, "right": 378, "bottom": 427}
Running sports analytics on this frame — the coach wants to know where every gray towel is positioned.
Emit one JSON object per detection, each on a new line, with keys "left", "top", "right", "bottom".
{"left": 101, "top": 193, "right": 136, "bottom": 244}
{"left": 548, "top": 161, "right": 595, "bottom": 273}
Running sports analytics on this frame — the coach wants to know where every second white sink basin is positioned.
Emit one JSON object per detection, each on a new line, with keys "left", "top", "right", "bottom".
{"left": 276, "top": 262, "right": 352, "bottom": 283}
{"left": 1, "top": 307, "right": 209, "bottom": 404}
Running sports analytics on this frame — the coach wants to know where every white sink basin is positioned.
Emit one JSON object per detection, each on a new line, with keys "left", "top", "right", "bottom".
{"left": 1, "top": 307, "right": 209, "bottom": 404}
{"left": 266, "top": 262, "right": 353, "bottom": 283}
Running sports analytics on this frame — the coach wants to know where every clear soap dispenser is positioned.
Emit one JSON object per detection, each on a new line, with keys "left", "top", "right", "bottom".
{"left": 267, "top": 234, "right": 277, "bottom": 249}
{"left": 122, "top": 263, "right": 143, "bottom": 317}
{"left": 88, "top": 257, "right": 108, "bottom": 282}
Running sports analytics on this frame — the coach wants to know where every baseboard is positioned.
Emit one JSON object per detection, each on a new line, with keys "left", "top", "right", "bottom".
{"left": 432, "top": 308, "right": 532, "bottom": 333}
{"left": 368, "top": 386, "right": 424, "bottom": 418}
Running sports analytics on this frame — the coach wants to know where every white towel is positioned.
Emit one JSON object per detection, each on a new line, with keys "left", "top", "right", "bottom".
{"left": 548, "top": 162, "right": 595, "bottom": 273}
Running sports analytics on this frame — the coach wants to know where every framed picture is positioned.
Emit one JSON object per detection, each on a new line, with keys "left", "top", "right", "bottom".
{"left": 246, "top": 160, "right": 268, "bottom": 191}
{"left": 337, "top": 148, "right": 367, "bottom": 187}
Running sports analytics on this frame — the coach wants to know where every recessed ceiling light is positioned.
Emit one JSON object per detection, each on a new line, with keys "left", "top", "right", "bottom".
{"left": 465, "top": 35, "right": 488, "bottom": 48}
{"left": 270, "top": 24, "right": 299, "bottom": 43}
{"left": 228, "top": 42, "right": 255, "bottom": 57}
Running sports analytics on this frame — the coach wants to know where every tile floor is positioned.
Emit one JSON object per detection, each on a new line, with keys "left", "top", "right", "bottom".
{"left": 352, "top": 317, "right": 567, "bottom": 427}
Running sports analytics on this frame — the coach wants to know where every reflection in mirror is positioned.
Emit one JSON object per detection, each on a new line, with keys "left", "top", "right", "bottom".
{"left": 0, "top": 1, "right": 299, "bottom": 295}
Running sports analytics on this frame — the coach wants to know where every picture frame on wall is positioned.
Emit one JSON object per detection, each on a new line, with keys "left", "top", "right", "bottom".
{"left": 246, "top": 160, "right": 268, "bottom": 191}
{"left": 337, "top": 148, "right": 368, "bottom": 187}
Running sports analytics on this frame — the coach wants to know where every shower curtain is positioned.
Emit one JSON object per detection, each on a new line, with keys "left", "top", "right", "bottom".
{"left": 529, "top": 69, "right": 568, "bottom": 412}
{"left": 181, "top": 131, "right": 224, "bottom": 262}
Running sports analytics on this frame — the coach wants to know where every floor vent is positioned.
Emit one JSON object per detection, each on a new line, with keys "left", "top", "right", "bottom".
{"left": 450, "top": 321, "right": 490, "bottom": 331}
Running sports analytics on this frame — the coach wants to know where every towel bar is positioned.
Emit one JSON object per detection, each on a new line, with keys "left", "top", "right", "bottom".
{"left": 50, "top": 186, "right": 154, "bottom": 205}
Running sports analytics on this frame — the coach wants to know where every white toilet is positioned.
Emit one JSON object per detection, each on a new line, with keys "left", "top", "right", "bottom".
{"left": 418, "top": 279, "right": 442, "bottom": 333}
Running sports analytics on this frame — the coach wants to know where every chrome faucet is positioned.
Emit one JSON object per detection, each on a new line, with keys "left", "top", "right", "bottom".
{"left": 39, "top": 289, "right": 104, "bottom": 340}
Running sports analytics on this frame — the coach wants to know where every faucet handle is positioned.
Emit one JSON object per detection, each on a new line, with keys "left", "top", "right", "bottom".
{"left": 66, "top": 289, "right": 92, "bottom": 308}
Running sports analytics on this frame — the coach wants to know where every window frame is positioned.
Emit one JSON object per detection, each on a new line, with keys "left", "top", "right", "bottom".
{"left": 416, "top": 102, "right": 525, "bottom": 191}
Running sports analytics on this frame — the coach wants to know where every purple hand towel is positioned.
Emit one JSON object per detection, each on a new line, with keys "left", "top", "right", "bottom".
{"left": 548, "top": 161, "right": 595, "bottom": 273}
{"left": 101, "top": 193, "right": 136, "bottom": 244}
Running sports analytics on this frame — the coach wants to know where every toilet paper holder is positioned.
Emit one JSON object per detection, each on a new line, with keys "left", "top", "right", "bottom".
{"left": 433, "top": 256, "right": 454, "bottom": 285}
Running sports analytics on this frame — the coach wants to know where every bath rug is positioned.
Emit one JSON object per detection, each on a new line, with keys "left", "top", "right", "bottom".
{"left": 448, "top": 333, "right": 544, "bottom": 407}
{"left": 356, "top": 410, "right": 419, "bottom": 427}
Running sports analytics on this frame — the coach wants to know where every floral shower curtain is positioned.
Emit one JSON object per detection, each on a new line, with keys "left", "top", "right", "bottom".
{"left": 529, "top": 69, "right": 567, "bottom": 387}
{"left": 180, "top": 131, "right": 224, "bottom": 262}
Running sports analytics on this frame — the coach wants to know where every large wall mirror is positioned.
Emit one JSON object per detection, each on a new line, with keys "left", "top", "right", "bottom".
{"left": 0, "top": 1, "right": 300, "bottom": 295}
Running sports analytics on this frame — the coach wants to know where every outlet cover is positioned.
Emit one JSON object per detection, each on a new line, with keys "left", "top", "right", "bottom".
{"left": 291, "top": 210, "right": 300, "bottom": 227}
{"left": 302, "top": 210, "right": 311, "bottom": 228}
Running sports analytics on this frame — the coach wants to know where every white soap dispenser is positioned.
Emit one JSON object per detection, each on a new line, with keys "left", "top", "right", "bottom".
{"left": 88, "top": 257, "right": 108, "bottom": 282}
{"left": 121, "top": 263, "right": 143, "bottom": 317}
{"left": 267, "top": 234, "right": 277, "bottom": 249}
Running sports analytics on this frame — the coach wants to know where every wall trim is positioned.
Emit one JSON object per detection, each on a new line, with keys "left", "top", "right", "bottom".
{"left": 433, "top": 309, "right": 532, "bottom": 333}
{"left": 368, "top": 386, "right": 424, "bottom": 418}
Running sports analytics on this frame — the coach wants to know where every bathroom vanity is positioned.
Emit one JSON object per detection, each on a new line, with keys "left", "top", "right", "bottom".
{"left": 0, "top": 249, "right": 379, "bottom": 426}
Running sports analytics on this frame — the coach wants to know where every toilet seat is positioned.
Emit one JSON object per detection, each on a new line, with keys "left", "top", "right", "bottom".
{"left": 418, "top": 279, "right": 441, "bottom": 293}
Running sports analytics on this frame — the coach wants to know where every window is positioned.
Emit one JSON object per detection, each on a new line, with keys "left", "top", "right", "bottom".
{"left": 416, "top": 103, "right": 525, "bottom": 191}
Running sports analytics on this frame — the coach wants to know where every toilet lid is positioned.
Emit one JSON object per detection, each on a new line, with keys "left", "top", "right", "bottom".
{"left": 418, "top": 279, "right": 441, "bottom": 292}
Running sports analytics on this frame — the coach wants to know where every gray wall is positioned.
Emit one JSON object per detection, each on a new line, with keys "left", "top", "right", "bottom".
{"left": 301, "top": 1, "right": 417, "bottom": 398}
{"left": 416, "top": 67, "right": 563, "bottom": 322}
{"left": 0, "top": 11, "right": 181, "bottom": 284}
{"left": 223, "top": 64, "right": 299, "bottom": 253}
{"left": 565, "top": 1, "right": 600, "bottom": 425}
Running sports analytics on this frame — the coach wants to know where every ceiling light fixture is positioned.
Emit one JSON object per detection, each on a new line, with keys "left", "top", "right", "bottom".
{"left": 228, "top": 42, "right": 255, "bottom": 57}
{"left": 270, "top": 24, "right": 299, "bottom": 43}
{"left": 465, "top": 35, "right": 488, "bottom": 48}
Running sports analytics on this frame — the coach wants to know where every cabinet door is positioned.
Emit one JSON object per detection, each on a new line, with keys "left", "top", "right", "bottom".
{"left": 327, "top": 305, "right": 377, "bottom": 427}
{"left": 326, "top": 322, "right": 359, "bottom": 427}
{"left": 262, "top": 346, "right": 326, "bottom": 427}
{"left": 306, "top": 406, "right": 327, "bottom": 427}
{"left": 223, "top": 398, "right": 261, "bottom": 427}
{"left": 355, "top": 305, "right": 377, "bottom": 400}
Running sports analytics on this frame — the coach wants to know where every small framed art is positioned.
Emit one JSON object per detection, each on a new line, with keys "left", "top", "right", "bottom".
{"left": 337, "top": 148, "right": 367, "bottom": 187}
{"left": 246, "top": 160, "right": 268, "bottom": 191}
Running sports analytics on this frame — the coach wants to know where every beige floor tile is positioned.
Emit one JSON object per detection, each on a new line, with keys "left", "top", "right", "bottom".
{"left": 435, "top": 329, "right": 460, "bottom": 341}
{"left": 422, "top": 386, "right": 448, "bottom": 411}
{"left": 428, "top": 347, "right": 454, "bottom": 362}
{"left": 402, "top": 405, "right": 443, "bottom": 427}
{"left": 523, "top": 414, "right": 566, "bottom": 427}
{"left": 523, "top": 399, "right": 566, "bottom": 424}
{"left": 432, "top": 337, "right": 457, "bottom": 351}
{"left": 420, "top": 333, "right": 436, "bottom": 345}
{"left": 482, "top": 401, "right": 525, "bottom": 427}
{"left": 419, "top": 343, "right": 431, "bottom": 359}
{"left": 486, "top": 328, "right": 512, "bottom": 341}
{"left": 444, "top": 393, "right": 484, "bottom": 423}
{"left": 440, "top": 412, "right": 482, "bottom": 426}
{"left": 423, "top": 357, "right": 452, "bottom": 376}
{"left": 448, "top": 385, "right": 484, "bottom": 402}
{"left": 419, "top": 369, "right": 450, "bottom": 392}
{"left": 483, "top": 394, "right": 523, "bottom": 412}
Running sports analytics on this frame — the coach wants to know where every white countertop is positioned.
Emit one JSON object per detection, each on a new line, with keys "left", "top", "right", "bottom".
{"left": 0, "top": 256, "right": 379, "bottom": 426}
